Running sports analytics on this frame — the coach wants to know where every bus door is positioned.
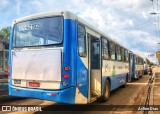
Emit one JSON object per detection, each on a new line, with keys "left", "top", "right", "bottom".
{"left": 128, "top": 52, "right": 132, "bottom": 82}
{"left": 88, "top": 34, "right": 101, "bottom": 101}
{"left": 135, "top": 56, "right": 139, "bottom": 79}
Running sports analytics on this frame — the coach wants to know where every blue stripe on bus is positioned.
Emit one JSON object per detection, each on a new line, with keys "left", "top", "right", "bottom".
{"left": 60, "top": 19, "right": 77, "bottom": 89}
{"left": 8, "top": 27, "right": 13, "bottom": 85}
{"left": 77, "top": 56, "right": 88, "bottom": 98}
{"left": 75, "top": 20, "right": 88, "bottom": 98}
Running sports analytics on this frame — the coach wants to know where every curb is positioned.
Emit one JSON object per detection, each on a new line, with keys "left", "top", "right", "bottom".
{"left": 148, "top": 72, "right": 155, "bottom": 114}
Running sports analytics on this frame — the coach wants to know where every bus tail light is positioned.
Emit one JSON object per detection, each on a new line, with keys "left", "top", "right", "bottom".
{"left": 64, "top": 74, "right": 69, "bottom": 79}
{"left": 8, "top": 72, "right": 10, "bottom": 76}
{"left": 8, "top": 66, "right": 10, "bottom": 76}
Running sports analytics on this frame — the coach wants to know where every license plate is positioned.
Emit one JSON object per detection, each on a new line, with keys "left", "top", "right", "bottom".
{"left": 14, "top": 80, "right": 21, "bottom": 84}
{"left": 29, "top": 82, "right": 40, "bottom": 87}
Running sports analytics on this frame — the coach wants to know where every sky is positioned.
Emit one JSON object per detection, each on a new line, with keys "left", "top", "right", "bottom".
{"left": 0, "top": 0, "right": 159, "bottom": 63}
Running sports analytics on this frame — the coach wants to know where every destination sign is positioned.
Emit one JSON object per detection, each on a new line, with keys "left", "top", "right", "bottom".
{"left": 18, "top": 23, "right": 40, "bottom": 31}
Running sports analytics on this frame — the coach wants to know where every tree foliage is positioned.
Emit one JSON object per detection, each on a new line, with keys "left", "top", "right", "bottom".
{"left": 149, "top": 61, "right": 154, "bottom": 66}
{"left": 0, "top": 26, "right": 11, "bottom": 41}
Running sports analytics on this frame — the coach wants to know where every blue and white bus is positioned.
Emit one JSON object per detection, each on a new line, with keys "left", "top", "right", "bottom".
{"left": 129, "top": 52, "right": 144, "bottom": 81}
{"left": 8, "top": 11, "right": 130, "bottom": 104}
{"left": 143, "top": 57, "right": 150, "bottom": 75}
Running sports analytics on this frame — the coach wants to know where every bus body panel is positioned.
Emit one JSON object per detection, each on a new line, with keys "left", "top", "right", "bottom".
{"left": 131, "top": 54, "right": 136, "bottom": 78}
{"left": 61, "top": 19, "right": 77, "bottom": 89}
{"left": 9, "top": 84, "right": 76, "bottom": 104}
{"left": 131, "top": 54, "right": 144, "bottom": 80}
{"left": 101, "top": 60, "right": 128, "bottom": 94}
{"left": 9, "top": 18, "right": 89, "bottom": 104}
{"left": 75, "top": 56, "right": 88, "bottom": 103}
{"left": 143, "top": 58, "right": 149, "bottom": 75}
{"left": 12, "top": 49, "right": 62, "bottom": 89}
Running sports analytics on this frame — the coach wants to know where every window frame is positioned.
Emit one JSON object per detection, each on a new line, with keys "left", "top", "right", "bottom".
{"left": 90, "top": 35, "right": 100, "bottom": 69}
{"left": 124, "top": 49, "right": 129, "bottom": 62}
{"left": 109, "top": 41, "right": 116, "bottom": 61}
{"left": 77, "top": 23, "right": 87, "bottom": 57}
{"left": 13, "top": 16, "right": 64, "bottom": 48}
{"left": 138, "top": 57, "right": 143, "bottom": 65}
{"left": 102, "top": 37, "right": 110, "bottom": 60}
{"left": 116, "top": 45, "right": 122, "bottom": 61}
{"left": 121, "top": 47, "right": 124, "bottom": 62}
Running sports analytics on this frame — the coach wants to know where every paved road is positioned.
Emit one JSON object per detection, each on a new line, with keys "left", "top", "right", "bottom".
{"left": 0, "top": 75, "right": 151, "bottom": 114}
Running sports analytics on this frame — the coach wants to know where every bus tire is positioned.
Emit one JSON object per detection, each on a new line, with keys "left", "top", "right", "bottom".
{"left": 100, "top": 80, "right": 110, "bottom": 102}
{"left": 136, "top": 73, "right": 139, "bottom": 80}
{"left": 122, "top": 75, "right": 127, "bottom": 88}
{"left": 140, "top": 71, "right": 143, "bottom": 78}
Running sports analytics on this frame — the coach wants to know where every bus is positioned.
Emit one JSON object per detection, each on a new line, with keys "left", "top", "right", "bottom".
{"left": 143, "top": 57, "right": 150, "bottom": 75}
{"left": 129, "top": 52, "right": 144, "bottom": 81}
{"left": 8, "top": 11, "right": 131, "bottom": 104}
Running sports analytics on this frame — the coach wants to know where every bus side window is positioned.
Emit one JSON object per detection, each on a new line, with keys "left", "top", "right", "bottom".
{"left": 102, "top": 38, "right": 110, "bottom": 60}
{"left": 121, "top": 47, "right": 124, "bottom": 62}
{"left": 138, "top": 58, "right": 142, "bottom": 65}
{"left": 116, "top": 45, "right": 122, "bottom": 61}
{"left": 78, "top": 24, "right": 86, "bottom": 57}
{"left": 110, "top": 42, "right": 116, "bottom": 60}
{"left": 124, "top": 49, "right": 129, "bottom": 62}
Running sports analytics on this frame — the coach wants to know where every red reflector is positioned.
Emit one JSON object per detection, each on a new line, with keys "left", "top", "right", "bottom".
{"left": 51, "top": 94, "right": 56, "bottom": 96}
{"left": 64, "top": 66, "right": 69, "bottom": 71}
{"left": 8, "top": 72, "right": 10, "bottom": 76}
{"left": 64, "top": 74, "right": 69, "bottom": 79}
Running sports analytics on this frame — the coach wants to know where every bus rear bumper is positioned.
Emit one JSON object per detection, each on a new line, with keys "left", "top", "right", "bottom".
{"left": 9, "top": 84, "right": 76, "bottom": 104}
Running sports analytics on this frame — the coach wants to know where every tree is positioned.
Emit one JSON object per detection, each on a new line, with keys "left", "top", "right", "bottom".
{"left": 149, "top": 61, "right": 154, "bottom": 66}
{"left": 0, "top": 26, "right": 11, "bottom": 41}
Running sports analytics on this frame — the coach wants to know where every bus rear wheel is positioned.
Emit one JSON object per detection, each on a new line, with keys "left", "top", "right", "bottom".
{"left": 100, "top": 80, "right": 110, "bottom": 102}
{"left": 122, "top": 74, "right": 128, "bottom": 88}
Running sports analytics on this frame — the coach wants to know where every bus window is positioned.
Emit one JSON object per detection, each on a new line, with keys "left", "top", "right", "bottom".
{"left": 138, "top": 58, "right": 143, "bottom": 65}
{"left": 102, "top": 38, "right": 110, "bottom": 60}
{"left": 110, "top": 42, "right": 116, "bottom": 60}
{"left": 121, "top": 47, "right": 124, "bottom": 61}
{"left": 13, "top": 16, "right": 63, "bottom": 47}
{"left": 78, "top": 24, "right": 86, "bottom": 57}
{"left": 116, "top": 45, "right": 121, "bottom": 61}
{"left": 91, "top": 37, "right": 100, "bottom": 69}
{"left": 124, "top": 49, "right": 129, "bottom": 62}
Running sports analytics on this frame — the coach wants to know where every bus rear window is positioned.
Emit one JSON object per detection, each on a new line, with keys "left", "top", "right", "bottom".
{"left": 13, "top": 16, "right": 63, "bottom": 47}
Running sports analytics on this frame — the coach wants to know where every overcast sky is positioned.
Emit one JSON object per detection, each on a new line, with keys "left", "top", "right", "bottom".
{"left": 0, "top": 0, "right": 159, "bottom": 63}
